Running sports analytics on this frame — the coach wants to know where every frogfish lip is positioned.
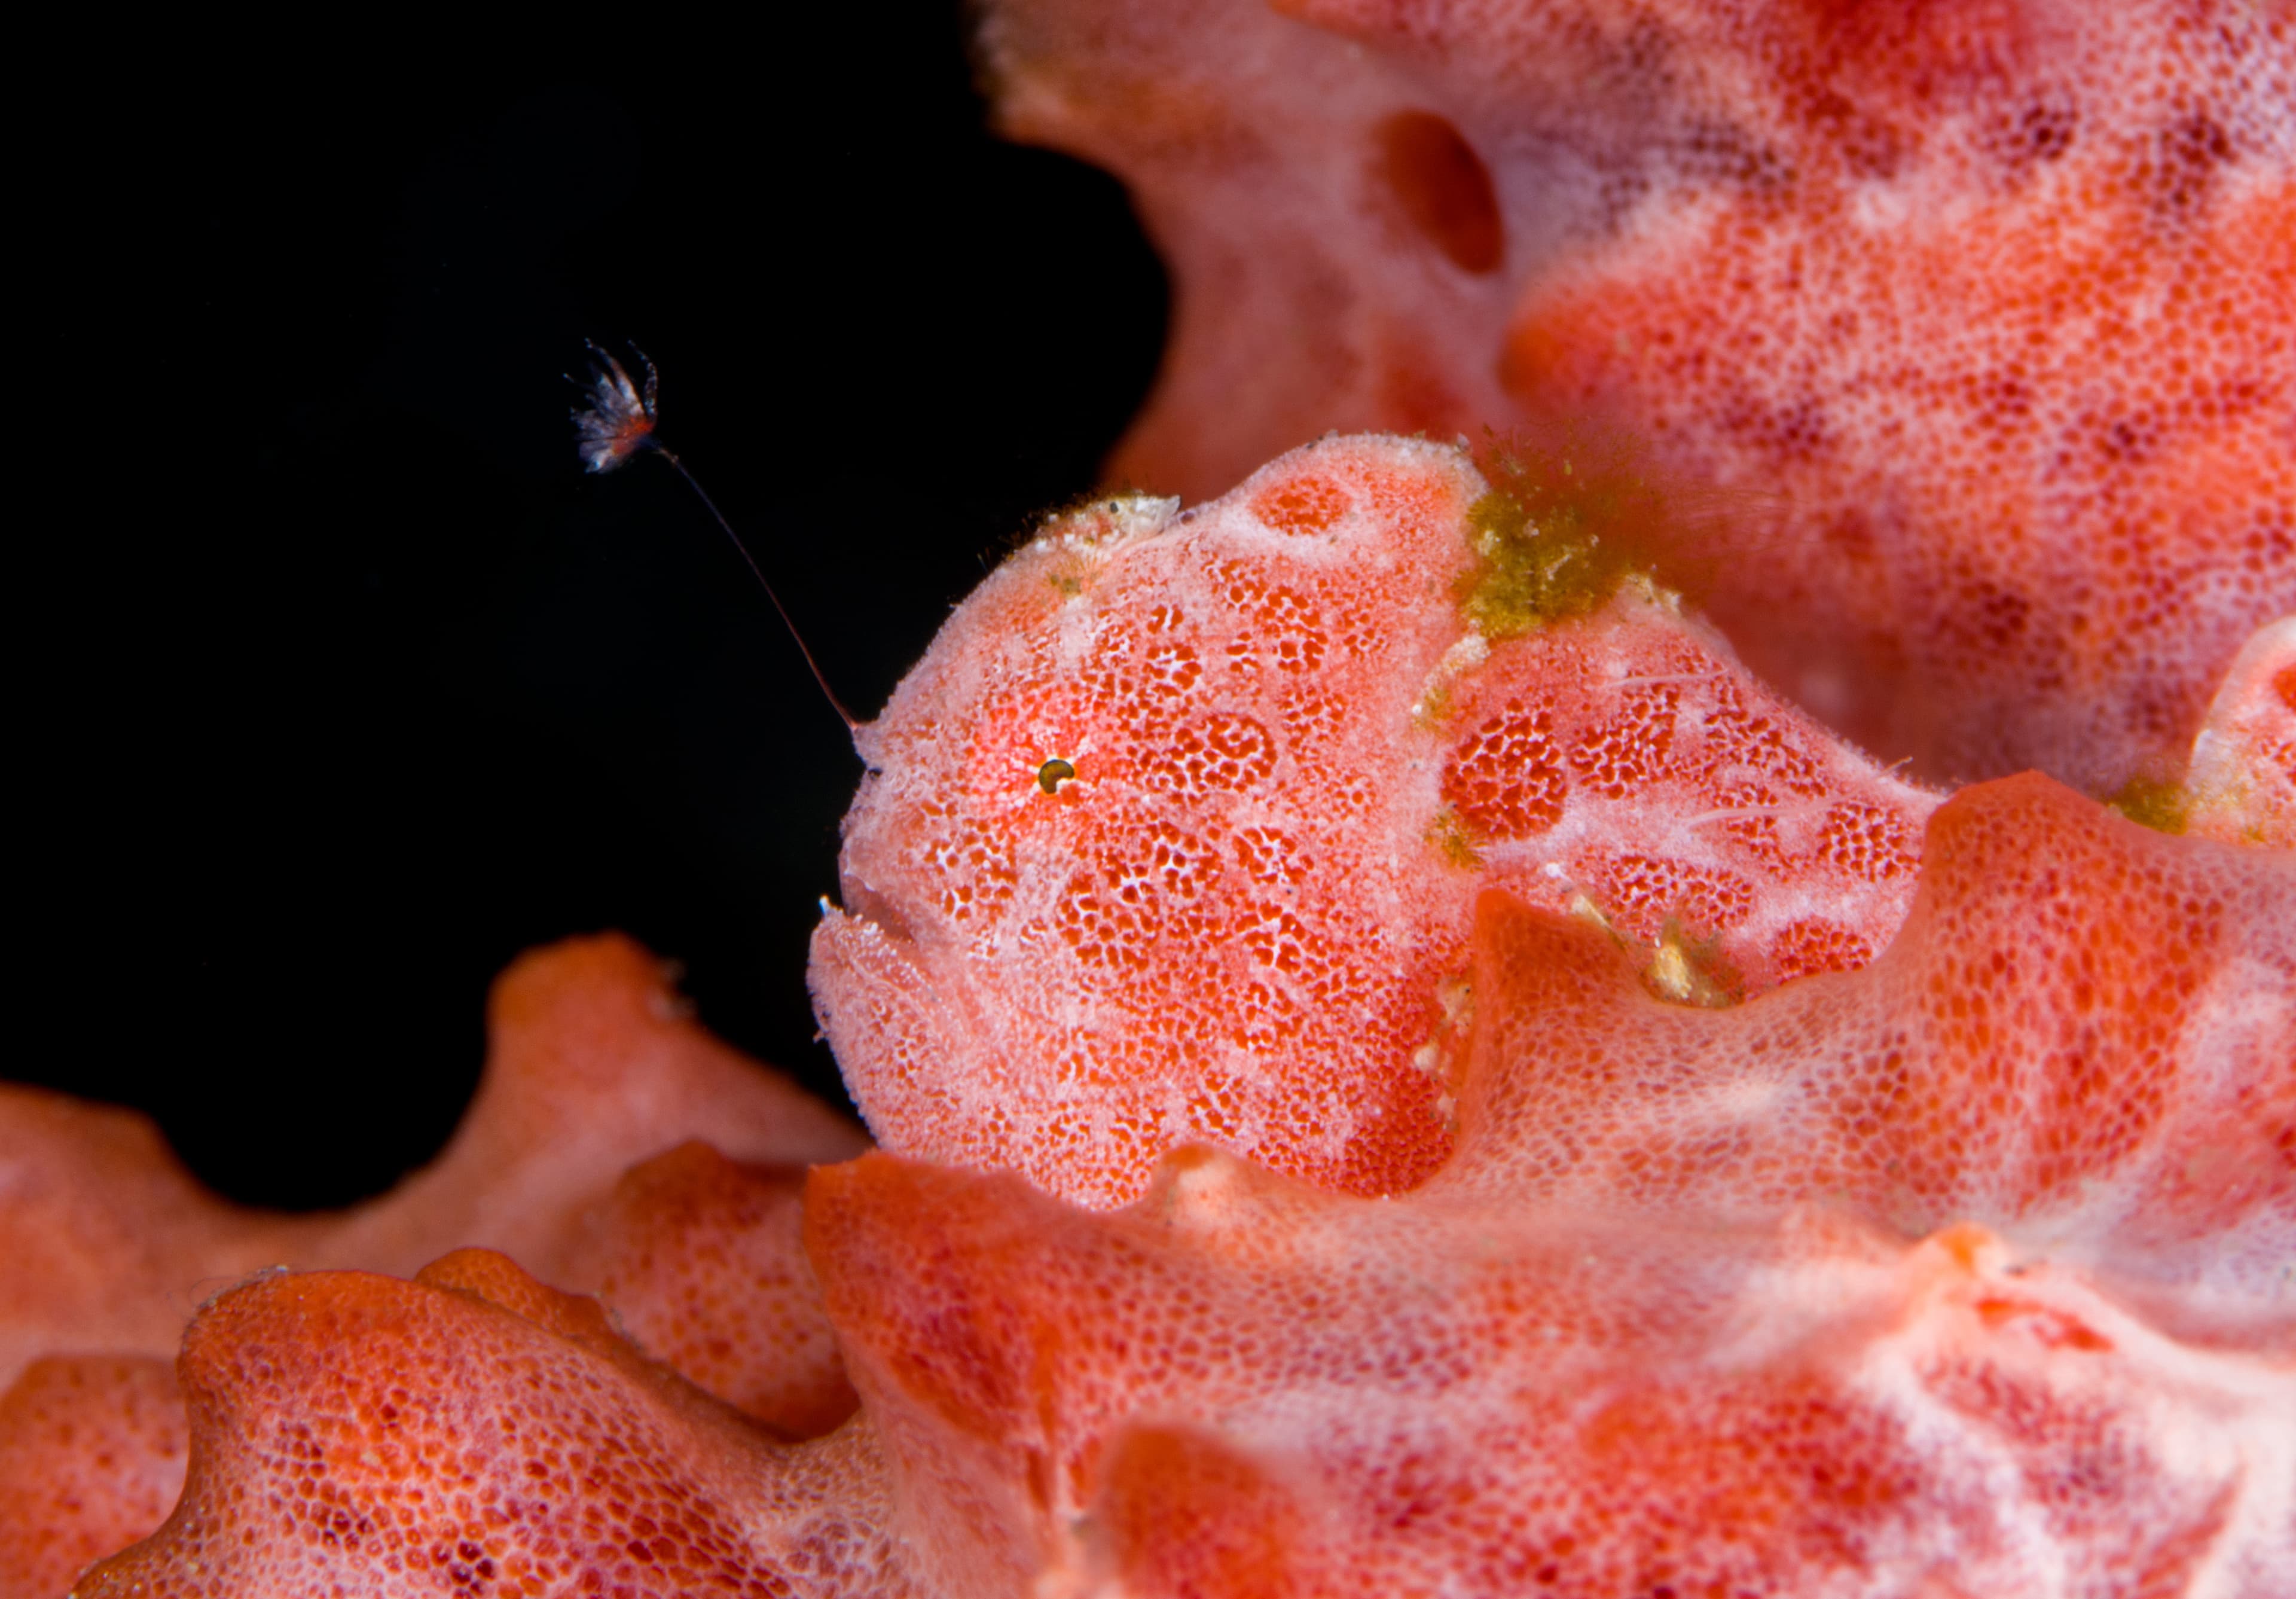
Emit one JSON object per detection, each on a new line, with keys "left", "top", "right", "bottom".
{"left": 826, "top": 865, "right": 917, "bottom": 951}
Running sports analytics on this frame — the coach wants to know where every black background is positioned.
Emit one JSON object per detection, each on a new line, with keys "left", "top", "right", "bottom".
{"left": 19, "top": 13, "right": 1165, "bottom": 1208}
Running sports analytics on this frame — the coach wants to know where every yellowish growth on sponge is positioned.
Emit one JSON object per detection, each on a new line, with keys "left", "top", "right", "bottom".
{"left": 1456, "top": 435, "right": 1659, "bottom": 637}
{"left": 1568, "top": 892, "right": 1624, "bottom": 941}
{"left": 2106, "top": 775, "right": 2189, "bottom": 834}
{"left": 1426, "top": 807, "right": 1484, "bottom": 868}
{"left": 1644, "top": 917, "right": 1744, "bottom": 1009}
{"left": 1412, "top": 681, "right": 1454, "bottom": 730}
{"left": 1457, "top": 424, "right": 1777, "bottom": 636}
{"left": 1571, "top": 889, "right": 1744, "bottom": 1009}
{"left": 1561, "top": 876, "right": 1742, "bottom": 1008}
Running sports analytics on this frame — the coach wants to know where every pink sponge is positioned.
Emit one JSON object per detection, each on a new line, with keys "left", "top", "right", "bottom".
{"left": 985, "top": 0, "right": 2295, "bottom": 791}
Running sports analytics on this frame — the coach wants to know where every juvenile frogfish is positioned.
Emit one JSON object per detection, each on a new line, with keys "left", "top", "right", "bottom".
{"left": 814, "top": 432, "right": 1943, "bottom": 1209}
{"left": 982, "top": 0, "right": 2296, "bottom": 795}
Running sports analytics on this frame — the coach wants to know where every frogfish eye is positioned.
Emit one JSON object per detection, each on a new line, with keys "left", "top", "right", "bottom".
{"left": 1036, "top": 757, "right": 1077, "bottom": 794}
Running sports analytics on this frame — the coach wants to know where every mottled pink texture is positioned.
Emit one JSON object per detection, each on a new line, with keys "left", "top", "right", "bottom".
{"left": 816, "top": 435, "right": 1942, "bottom": 1209}
{"left": 0, "top": 1357, "right": 185, "bottom": 1599}
{"left": 8, "top": 2, "right": 2295, "bottom": 1589}
{"left": 0, "top": 937, "right": 863, "bottom": 1589}
{"left": 985, "top": 0, "right": 2295, "bottom": 791}
{"left": 72, "top": 443, "right": 2296, "bottom": 1598}
{"left": 0, "top": 935, "right": 863, "bottom": 1402}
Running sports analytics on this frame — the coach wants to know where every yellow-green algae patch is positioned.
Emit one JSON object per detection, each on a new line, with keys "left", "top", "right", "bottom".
{"left": 2106, "top": 775, "right": 2189, "bottom": 834}
{"left": 1644, "top": 916, "right": 1745, "bottom": 1009}
{"left": 1454, "top": 427, "right": 1779, "bottom": 639}
{"left": 1456, "top": 434, "right": 1666, "bottom": 637}
{"left": 1425, "top": 806, "right": 1483, "bottom": 868}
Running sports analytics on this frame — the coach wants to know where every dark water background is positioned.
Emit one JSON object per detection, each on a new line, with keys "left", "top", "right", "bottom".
{"left": 18, "top": 13, "right": 1166, "bottom": 1206}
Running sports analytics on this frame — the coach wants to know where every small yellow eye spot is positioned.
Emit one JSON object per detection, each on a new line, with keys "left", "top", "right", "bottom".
{"left": 1036, "top": 757, "right": 1077, "bottom": 794}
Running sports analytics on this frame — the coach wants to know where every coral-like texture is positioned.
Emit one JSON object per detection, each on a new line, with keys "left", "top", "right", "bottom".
{"left": 78, "top": 768, "right": 2296, "bottom": 1595}
{"left": 1, "top": 934, "right": 863, "bottom": 1401}
{"left": 1446, "top": 774, "right": 2295, "bottom": 1348}
{"left": 12, "top": 5, "right": 2296, "bottom": 1586}
{"left": 574, "top": 1140, "right": 857, "bottom": 1440}
{"left": 983, "top": 0, "right": 2296, "bottom": 791}
{"left": 0, "top": 1357, "right": 184, "bottom": 1599}
{"left": 816, "top": 435, "right": 1940, "bottom": 1209}
{"left": 0, "top": 936, "right": 863, "bottom": 1588}
{"left": 74, "top": 1251, "right": 910, "bottom": 1597}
